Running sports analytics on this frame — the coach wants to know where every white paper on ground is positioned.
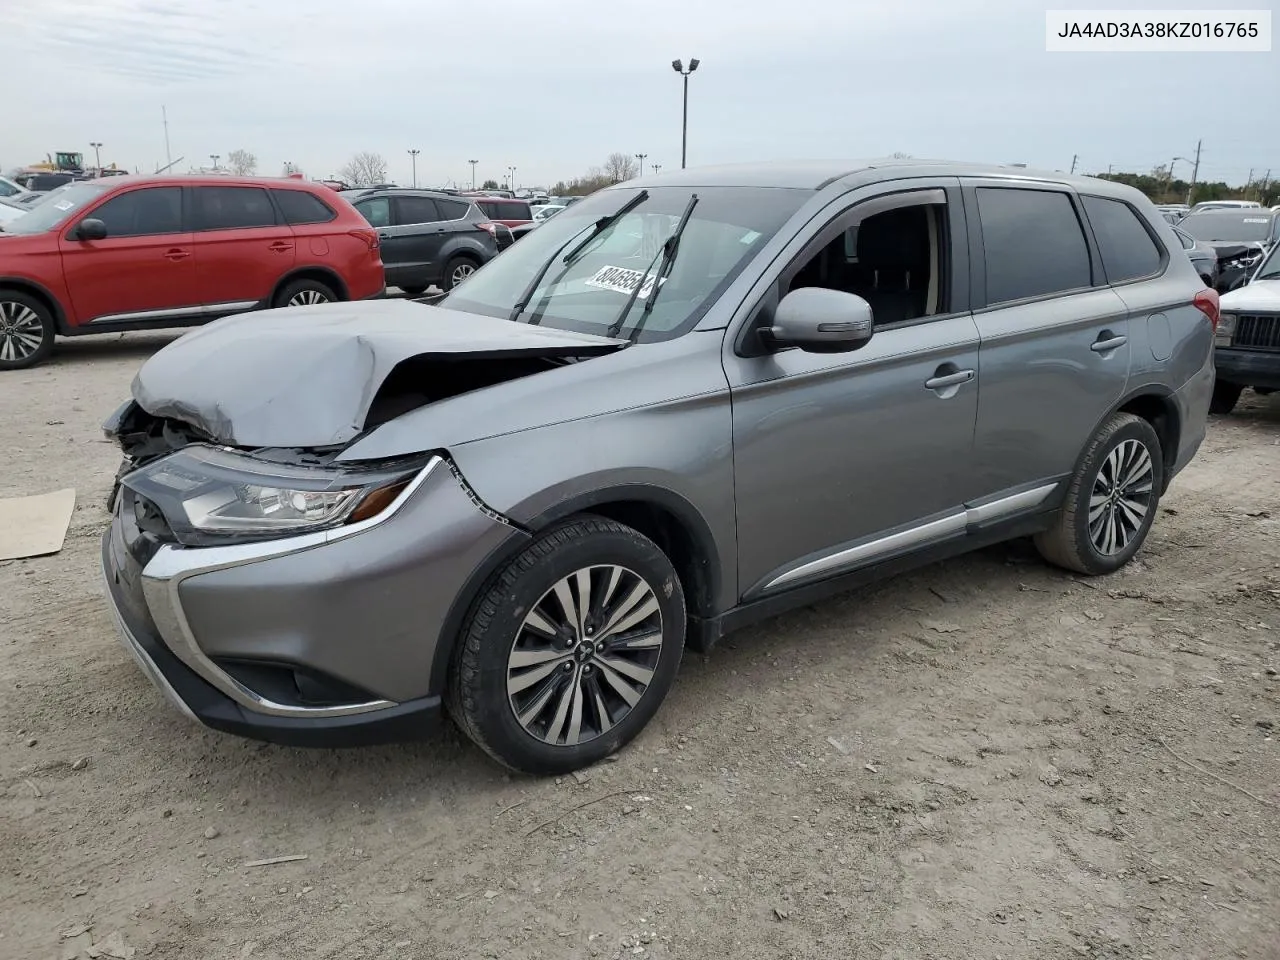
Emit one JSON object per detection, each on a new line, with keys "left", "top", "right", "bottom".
{"left": 0, "top": 488, "right": 76, "bottom": 560}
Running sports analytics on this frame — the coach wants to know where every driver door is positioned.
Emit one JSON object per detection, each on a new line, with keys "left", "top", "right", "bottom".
{"left": 722, "top": 180, "right": 985, "bottom": 599}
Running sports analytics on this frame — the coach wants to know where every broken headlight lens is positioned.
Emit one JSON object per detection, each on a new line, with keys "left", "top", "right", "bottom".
{"left": 121, "top": 445, "right": 426, "bottom": 545}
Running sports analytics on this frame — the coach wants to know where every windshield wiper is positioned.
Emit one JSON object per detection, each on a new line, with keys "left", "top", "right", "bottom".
{"left": 604, "top": 194, "right": 698, "bottom": 341}
{"left": 505, "top": 190, "right": 649, "bottom": 323}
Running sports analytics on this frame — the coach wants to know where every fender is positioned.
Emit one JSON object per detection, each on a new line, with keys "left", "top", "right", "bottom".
{"left": 0, "top": 275, "right": 71, "bottom": 333}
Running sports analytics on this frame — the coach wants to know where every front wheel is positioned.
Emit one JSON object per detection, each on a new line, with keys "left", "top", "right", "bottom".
{"left": 1209, "top": 380, "right": 1243, "bottom": 415}
{"left": 1034, "top": 412, "right": 1164, "bottom": 576}
{"left": 272, "top": 278, "right": 338, "bottom": 309}
{"left": 0, "top": 289, "right": 55, "bottom": 370}
{"left": 447, "top": 516, "right": 686, "bottom": 775}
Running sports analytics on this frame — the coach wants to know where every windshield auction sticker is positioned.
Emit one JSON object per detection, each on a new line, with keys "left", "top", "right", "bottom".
{"left": 585, "top": 265, "right": 667, "bottom": 299}
{"left": 1045, "top": 9, "right": 1271, "bottom": 51}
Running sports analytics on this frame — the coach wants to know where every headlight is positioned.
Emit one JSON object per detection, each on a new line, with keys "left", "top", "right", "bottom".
{"left": 121, "top": 445, "right": 427, "bottom": 545}
{"left": 1215, "top": 312, "right": 1236, "bottom": 346}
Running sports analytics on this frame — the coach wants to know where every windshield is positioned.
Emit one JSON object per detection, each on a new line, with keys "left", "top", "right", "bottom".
{"left": 1, "top": 181, "right": 109, "bottom": 235}
{"left": 1180, "top": 211, "right": 1275, "bottom": 243}
{"left": 1255, "top": 244, "right": 1280, "bottom": 282}
{"left": 440, "top": 186, "right": 808, "bottom": 342}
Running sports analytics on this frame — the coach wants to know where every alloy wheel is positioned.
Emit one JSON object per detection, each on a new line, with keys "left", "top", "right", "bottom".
{"left": 451, "top": 262, "right": 476, "bottom": 286}
{"left": 1089, "top": 438, "right": 1154, "bottom": 556}
{"left": 0, "top": 300, "right": 44, "bottom": 363}
{"left": 506, "top": 565, "right": 664, "bottom": 747}
{"left": 288, "top": 289, "right": 330, "bottom": 307}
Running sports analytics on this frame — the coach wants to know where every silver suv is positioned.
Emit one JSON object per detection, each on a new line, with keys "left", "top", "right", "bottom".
{"left": 101, "top": 160, "right": 1216, "bottom": 774}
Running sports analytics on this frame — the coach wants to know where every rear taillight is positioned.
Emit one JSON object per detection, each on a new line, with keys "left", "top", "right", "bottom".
{"left": 476, "top": 221, "right": 497, "bottom": 236}
{"left": 1193, "top": 288, "right": 1220, "bottom": 330}
{"left": 347, "top": 228, "right": 379, "bottom": 252}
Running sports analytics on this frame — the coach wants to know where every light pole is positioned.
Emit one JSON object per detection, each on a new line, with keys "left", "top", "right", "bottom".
{"left": 469, "top": 159, "right": 478, "bottom": 190}
{"left": 408, "top": 149, "right": 420, "bottom": 188}
{"left": 89, "top": 141, "right": 103, "bottom": 173}
{"left": 671, "top": 58, "right": 700, "bottom": 169}
{"left": 508, "top": 165, "right": 517, "bottom": 192}
{"left": 209, "top": 154, "right": 220, "bottom": 171}
{"left": 652, "top": 163, "right": 662, "bottom": 175}
{"left": 635, "top": 153, "right": 648, "bottom": 176}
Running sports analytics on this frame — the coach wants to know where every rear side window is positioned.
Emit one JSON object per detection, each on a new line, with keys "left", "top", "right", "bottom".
{"left": 976, "top": 187, "right": 1092, "bottom": 304}
{"left": 90, "top": 186, "right": 183, "bottom": 237}
{"left": 272, "top": 189, "right": 336, "bottom": 225}
{"left": 1082, "top": 195, "right": 1162, "bottom": 283}
{"left": 394, "top": 196, "right": 441, "bottom": 225}
{"left": 193, "top": 186, "right": 277, "bottom": 231}
{"left": 354, "top": 197, "right": 390, "bottom": 228}
{"left": 437, "top": 198, "right": 469, "bottom": 220}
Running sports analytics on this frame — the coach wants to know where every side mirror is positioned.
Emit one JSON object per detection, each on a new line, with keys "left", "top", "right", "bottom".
{"left": 761, "top": 287, "right": 875, "bottom": 354}
{"left": 75, "top": 218, "right": 107, "bottom": 241}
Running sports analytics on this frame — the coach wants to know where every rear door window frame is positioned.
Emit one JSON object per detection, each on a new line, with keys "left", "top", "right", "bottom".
{"left": 188, "top": 185, "right": 281, "bottom": 232}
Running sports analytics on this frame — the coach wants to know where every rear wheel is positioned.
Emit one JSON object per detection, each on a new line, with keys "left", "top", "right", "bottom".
{"left": 1034, "top": 412, "right": 1163, "bottom": 576}
{"left": 441, "top": 256, "right": 479, "bottom": 292}
{"left": 447, "top": 516, "right": 686, "bottom": 774}
{"left": 399, "top": 285, "right": 428, "bottom": 297}
{"left": 1209, "top": 380, "right": 1243, "bottom": 415}
{"left": 272, "top": 278, "right": 338, "bottom": 309}
{"left": 0, "top": 289, "right": 55, "bottom": 371}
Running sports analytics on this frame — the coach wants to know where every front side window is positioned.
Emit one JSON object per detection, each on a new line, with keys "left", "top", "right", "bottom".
{"left": 1082, "top": 195, "right": 1163, "bottom": 283}
{"left": 87, "top": 186, "right": 183, "bottom": 238}
{"left": 193, "top": 186, "right": 277, "bottom": 231}
{"left": 355, "top": 197, "right": 391, "bottom": 228}
{"left": 976, "top": 187, "right": 1092, "bottom": 304}
{"left": 441, "top": 186, "right": 808, "bottom": 342}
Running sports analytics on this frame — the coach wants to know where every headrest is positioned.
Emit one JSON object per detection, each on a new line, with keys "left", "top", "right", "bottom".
{"left": 857, "top": 207, "right": 929, "bottom": 270}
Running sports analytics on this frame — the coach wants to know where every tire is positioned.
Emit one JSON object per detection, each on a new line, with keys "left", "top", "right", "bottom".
{"left": 440, "top": 256, "right": 479, "bottom": 292}
{"left": 447, "top": 516, "right": 686, "bottom": 775}
{"left": 272, "top": 277, "right": 338, "bottom": 309}
{"left": 1209, "top": 380, "right": 1243, "bottom": 415}
{"left": 399, "top": 285, "right": 428, "bottom": 297}
{"left": 1034, "top": 412, "right": 1164, "bottom": 576}
{"left": 0, "top": 288, "right": 56, "bottom": 371}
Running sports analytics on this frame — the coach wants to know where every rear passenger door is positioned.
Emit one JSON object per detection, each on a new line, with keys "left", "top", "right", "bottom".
{"left": 190, "top": 185, "right": 296, "bottom": 309}
{"left": 385, "top": 195, "right": 445, "bottom": 286}
{"left": 965, "top": 180, "right": 1131, "bottom": 496}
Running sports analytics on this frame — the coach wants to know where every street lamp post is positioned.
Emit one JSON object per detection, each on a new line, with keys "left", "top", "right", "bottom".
{"left": 509, "top": 166, "right": 517, "bottom": 192}
{"left": 408, "top": 149, "right": 420, "bottom": 188}
{"left": 209, "top": 154, "right": 220, "bottom": 171}
{"left": 635, "top": 153, "right": 648, "bottom": 176}
{"left": 89, "top": 141, "right": 103, "bottom": 173}
{"left": 652, "top": 163, "right": 662, "bottom": 175}
{"left": 469, "top": 159, "right": 478, "bottom": 190}
{"left": 671, "top": 58, "right": 700, "bottom": 169}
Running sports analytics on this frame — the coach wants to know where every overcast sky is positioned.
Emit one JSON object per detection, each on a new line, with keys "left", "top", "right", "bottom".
{"left": 1, "top": 0, "right": 1274, "bottom": 188}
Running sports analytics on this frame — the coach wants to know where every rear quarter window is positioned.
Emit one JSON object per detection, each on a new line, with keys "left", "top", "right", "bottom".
{"left": 1082, "top": 195, "right": 1163, "bottom": 283}
{"left": 272, "top": 189, "right": 337, "bottom": 225}
{"left": 437, "top": 198, "right": 470, "bottom": 220}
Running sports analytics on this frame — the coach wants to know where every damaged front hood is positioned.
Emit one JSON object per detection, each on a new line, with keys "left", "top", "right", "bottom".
{"left": 131, "top": 298, "right": 627, "bottom": 448}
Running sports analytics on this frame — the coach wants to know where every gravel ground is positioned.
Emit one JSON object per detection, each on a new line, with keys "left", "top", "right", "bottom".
{"left": 2, "top": 332, "right": 1278, "bottom": 960}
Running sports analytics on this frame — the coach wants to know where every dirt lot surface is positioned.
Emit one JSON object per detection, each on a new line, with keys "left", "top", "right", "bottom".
{"left": 3, "top": 333, "right": 1278, "bottom": 960}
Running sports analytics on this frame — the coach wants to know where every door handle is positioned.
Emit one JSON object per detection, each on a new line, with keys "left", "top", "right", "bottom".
{"left": 163, "top": 249, "right": 190, "bottom": 261}
{"left": 377, "top": 232, "right": 391, "bottom": 239}
{"left": 924, "top": 369, "right": 975, "bottom": 390}
{"left": 1091, "top": 334, "right": 1128, "bottom": 353}
{"left": 268, "top": 241, "right": 293, "bottom": 252}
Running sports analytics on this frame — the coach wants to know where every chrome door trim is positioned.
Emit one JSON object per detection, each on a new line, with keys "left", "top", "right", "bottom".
{"left": 757, "top": 482, "right": 1059, "bottom": 594}
{"left": 89, "top": 300, "right": 259, "bottom": 325}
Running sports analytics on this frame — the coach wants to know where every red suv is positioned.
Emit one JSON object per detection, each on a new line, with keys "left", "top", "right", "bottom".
{"left": 470, "top": 196, "right": 534, "bottom": 228}
{"left": 0, "top": 175, "right": 384, "bottom": 370}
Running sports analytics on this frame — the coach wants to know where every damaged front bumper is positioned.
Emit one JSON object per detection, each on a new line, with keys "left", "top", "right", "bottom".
{"left": 100, "top": 454, "right": 527, "bottom": 746}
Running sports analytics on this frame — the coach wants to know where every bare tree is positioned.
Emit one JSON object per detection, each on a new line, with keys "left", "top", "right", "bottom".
{"left": 603, "top": 152, "right": 639, "bottom": 183}
{"left": 226, "top": 149, "right": 257, "bottom": 176}
{"left": 339, "top": 151, "right": 389, "bottom": 187}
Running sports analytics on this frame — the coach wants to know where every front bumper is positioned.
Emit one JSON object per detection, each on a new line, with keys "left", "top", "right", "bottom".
{"left": 99, "top": 455, "right": 524, "bottom": 746}
{"left": 1214, "top": 347, "right": 1280, "bottom": 391}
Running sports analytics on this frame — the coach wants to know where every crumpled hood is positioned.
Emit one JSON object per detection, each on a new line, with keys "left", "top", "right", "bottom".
{"left": 1206, "top": 240, "right": 1265, "bottom": 259}
{"left": 130, "top": 298, "right": 627, "bottom": 448}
